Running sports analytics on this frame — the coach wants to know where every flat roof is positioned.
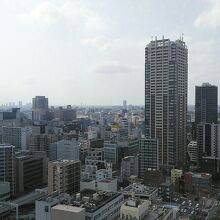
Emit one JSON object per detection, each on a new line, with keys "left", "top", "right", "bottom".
{"left": 52, "top": 204, "right": 84, "bottom": 212}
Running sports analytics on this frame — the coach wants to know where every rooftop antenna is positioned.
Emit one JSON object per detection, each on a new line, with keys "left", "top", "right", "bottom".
{"left": 181, "top": 33, "right": 184, "bottom": 41}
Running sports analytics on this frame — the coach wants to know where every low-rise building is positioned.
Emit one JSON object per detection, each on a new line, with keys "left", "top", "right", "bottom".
{"left": 121, "top": 183, "right": 158, "bottom": 200}
{"left": 35, "top": 190, "right": 124, "bottom": 220}
{"left": 120, "top": 198, "right": 150, "bottom": 220}
{"left": 51, "top": 205, "right": 85, "bottom": 220}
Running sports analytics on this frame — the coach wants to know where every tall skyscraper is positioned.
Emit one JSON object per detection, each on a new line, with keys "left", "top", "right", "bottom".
{"left": 195, "top": 83, "right": 218, "bottom": 125}
{"left": 32, "top": 96, "right": 49, "bottom": 121}
{"left": 145, "top": 37, "right": 188, "bottom": 169}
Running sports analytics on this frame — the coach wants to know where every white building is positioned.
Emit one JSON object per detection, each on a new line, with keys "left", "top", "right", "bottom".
{"left": 187, "top": 141, "right": 198, "bottom": 164}
{"left": 35, "top": 193, "right": 72, "bottom": 220}
{"left": 120, "top": 198, "right": 150, "bottom": 220}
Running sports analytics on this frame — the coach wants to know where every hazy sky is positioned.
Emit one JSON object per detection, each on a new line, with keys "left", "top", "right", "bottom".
{"left": 0, "top": 0, "right": 220, "bottom": 106}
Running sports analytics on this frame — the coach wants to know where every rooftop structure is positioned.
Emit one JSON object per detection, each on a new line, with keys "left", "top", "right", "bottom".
{"left": 121, "top": 183, "right": 158, "bottom": 200}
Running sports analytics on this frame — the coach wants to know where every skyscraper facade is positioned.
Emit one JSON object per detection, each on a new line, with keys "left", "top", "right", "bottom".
{"left": 145, "top": 37, "right": 188, "bottom": 169}
{"left": 0, "top": 144, "right": 16, "bottom": 195}
{"left": 32, "top": 96, "right": 49, "bottom": 121}
{"left": 195, "top": 83, "right": 218, "bottom": 125}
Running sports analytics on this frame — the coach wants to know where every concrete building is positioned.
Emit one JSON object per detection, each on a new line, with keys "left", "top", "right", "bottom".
{"left": 48, "top": 160, "right": 81, "bottom": 195}
{"left": 187, "top": 141, "right": 198, "bottom": 164}
{"left": 2, "top": 126, "right": 31, "bottom": 151}
{"left": 35, "top": 193, "right": 72, "bottom": 220}
{"left": 121, "top": 156, "right": 139, "bottom": 180}
{"left": 197, "top": 123, "right": 219, "bottom": 164}
{"left": 184, "top": 172, "right": 212, "bottom": 196}
{"left": 104, "top": 141, "right": 118, "bottom": 169}
{"left": 120, "top": 198, "right": 150, "bottom": 220}
{"left": 54, "top": 105, "right": 77, "bottom": 121}
{"left": 171, "top": 169, "right": 183, "bottom": 184}
{"left": 29, "top": 133, "right": 58, "bottom": 157}
{"left": 15, "top": 151, "right": 47, "bottom": 193}
{"left": 0, "top": 182, "right": 10, "bottom": 201}
{"left": 139, "top": 138, "right": 159, "bottom": 178}
{"left": 32, "top": 96, "right": 49, "bottom": 121}
{"left": 49, "top": 139, "right": 80, "bottom": 161}
{"left": 84, "top": 148, "right": 106, "bottom": 180}
{"left": 122, "top": 183, "right": 158, "bottom": 200}
{"left": 51, "top": 205, "right": 85, "bottom": 220}
{"left": 195, "top": 83, "right": 218, "bottom": 125}
{"left": 0, "top": 144, "right": 15, "bottom": 195}
{"left": 97, "top": 178, "right": 117, "bottom": 192}
{"left": 158, "top": 181, "right": 174, "bottom": 201}
{"left": 36, "top": 190, "right": 124, "bottom": 220}
{"left": 145, "top": 37, "right": 188, "bottom": 168}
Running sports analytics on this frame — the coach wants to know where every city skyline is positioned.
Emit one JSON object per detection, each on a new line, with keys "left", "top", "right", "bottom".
{"left": 0, "top": 0, "right": 220, "bottom": 105}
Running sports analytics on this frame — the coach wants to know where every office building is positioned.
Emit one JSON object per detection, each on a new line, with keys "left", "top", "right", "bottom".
{"left": 29, "top": 133, "right": 58, "bottom": 157}
{"left": 195, "top": 83, "right": 218, "bottom": 125}
{"left": 15, "top": 151, "right": 47, "bottom": 193}
{"left": 197, "top": 123, "right": 219, "bottom": 163}
{"left": 104, "top": 141, "right": 119, "bottom": 169}
{"left": 145, "top": 37, "right": 188, "bottom": 168}
{"left": 2, "top": 126, "right": 31, "bottom": 151}
{"left": 49, "top": 139, "right": 80, "bottom": 161}
{"left": 0, "top": 144, "right": 15, "bottom": 195}
{"left": 139, "top": 138, "right": 159, "bottom": 178}
{"left": 48, "top": 160, "right": 81, "bottom": 195}
{"left": 187, "top": 141, "right": 198, "bottom": 164}
{"left": 184, "top": 172, "right": 212, "bottom": 196}
{"left": 32, "top": 96, "right": 49, "bottom": 121}
{"left": 0, "top": 182, "right": 10, "bottom": 201}
{"left": 121, "top": 156, "right": 139, "bottom": 179}
{"left": 54, "top": 105, "right": 77, "bottom": 121}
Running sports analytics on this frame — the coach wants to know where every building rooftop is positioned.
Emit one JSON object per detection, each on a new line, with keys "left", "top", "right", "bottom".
{"left": 52, "top": 204, "right": 84, "bottom": 213}
{"left": 0, "top": 144, "right": 15, "bottom": 149}
{"left": 122, "top": 183, "right": 157, "bottom": 198}
{"left": 49, "top": 160, "right": 80, "bottom": 166}
{"left": 73, "top": 189, "right": 122, "bottom": 213}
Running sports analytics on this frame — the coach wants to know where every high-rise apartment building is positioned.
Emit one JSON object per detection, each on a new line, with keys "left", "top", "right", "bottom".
{"left": 195, "top": 83, "right": 218, "bottom": 125}
{"left": 48, "top": 160, "right": 81, "bottom": 195}
{"left": 145, "top": 37, "right": 188, "bottom": 168}
{"left": 197, "top": 123, "right": 220, "bottom": 164}
{"left": 32, "top": 96, "right": 49, "bottom": 121}
{"left": 0, "top": 144, "right": 16, "bottom": 195}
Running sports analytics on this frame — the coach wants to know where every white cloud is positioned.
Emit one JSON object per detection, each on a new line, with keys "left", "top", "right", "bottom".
{"left": 17, "top": 1, "right": 104, "bottom": 31}
{"left": 18, "top": 1, "right": 61, "bottom": 25}
{"left": 195, "top": 0, "right": 220, "bottom": 28}
{"left": 94, "top": 61, "right": 137, "bottom": 75}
